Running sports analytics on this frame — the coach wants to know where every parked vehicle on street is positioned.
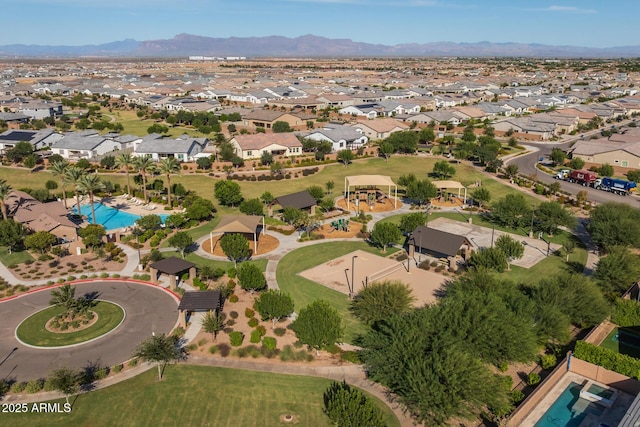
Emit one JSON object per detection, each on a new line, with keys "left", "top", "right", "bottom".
{"left": 567, "top": 170, "right": 598, "bottom": 186}
{"left": 594, "top": 177, "right": 637, "bottom": 196}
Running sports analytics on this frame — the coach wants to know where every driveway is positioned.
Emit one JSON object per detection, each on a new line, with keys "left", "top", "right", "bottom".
{"left": 0, "top": 281, "right": 179, "bottom": 382}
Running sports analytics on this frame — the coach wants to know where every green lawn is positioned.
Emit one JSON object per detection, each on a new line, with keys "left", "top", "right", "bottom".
{"left": 599, "top": 327, "right": 640, "bottom": 359}
{"left": 16, "top": 301, "right": 124, "bottom": 347}
{"left": 2, "top": 365, "right": 400, "bottom": 427}
{"left": 276, "top": 241, "right": 399, "bottom": 344}
{"left": 0, "top": 246, "right": 34, "bottom": 266}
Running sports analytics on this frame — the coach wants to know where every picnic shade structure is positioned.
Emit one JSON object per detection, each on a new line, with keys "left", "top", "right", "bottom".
{"left": 177, "top": 290, "right": 222, "bottom": 327}
{"left": 268, "top": 190, "right": 317, "bottom": 216}
{"left": 149, "top": 256, "right": 196, "bottom": 290}
{"left": 210, "top": 214, "right": 265, "bottom": 254}
{"left": 433, "top": 180, "right": 467, "bottom": 204}
{"left": 344, "top": 175, "right": 398, "bottom": 210}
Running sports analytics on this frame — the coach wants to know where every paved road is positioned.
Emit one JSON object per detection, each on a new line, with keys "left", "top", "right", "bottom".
{"left": 507, "top": 130, "right": 640, "bottom": 207}
{"left": 0, "top": 281, "right": 179, "bottom": 382}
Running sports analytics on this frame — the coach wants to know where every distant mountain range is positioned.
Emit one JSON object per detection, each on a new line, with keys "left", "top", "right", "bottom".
{"left": 2, "top": 34, "right": 640, "bottom": 58}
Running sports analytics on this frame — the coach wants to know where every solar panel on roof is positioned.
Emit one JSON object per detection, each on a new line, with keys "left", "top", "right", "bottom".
{"left": 0, "top": 131, "right": 35, "bottom": 142}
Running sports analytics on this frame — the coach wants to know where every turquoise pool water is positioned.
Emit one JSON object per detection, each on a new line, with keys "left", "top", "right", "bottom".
{"left": 534, "top": 382, "right": 605, "bottom": 427}
{"left": 73, "top": 202, "right": 168, "bottom": 230}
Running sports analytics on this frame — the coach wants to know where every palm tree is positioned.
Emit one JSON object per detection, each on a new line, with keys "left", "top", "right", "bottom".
{"left": 77, "top": 174, "right": 105, "bottom": 224}
{"left": 49, "top": 160, "right": 69, "bottom": 208}
{"left": 114, "top": 152, "right": 134, "bottom": 197}
{"left": 133, "top": 155, "right": 155, "bottom": 203}
{"left": 63, "top": 166, "right": 85, "bottom": 217}
{"left": 0, "top": 179, "right": 12, "bottom": 221}
{"left": 157, "top": 157, "right": 180, "bottom": 208}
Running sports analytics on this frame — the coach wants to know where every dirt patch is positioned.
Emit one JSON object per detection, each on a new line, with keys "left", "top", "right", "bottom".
{"left": 201, "top": 233, "right": 280, "bottom": 257}
{"left": 186, "top": 288, "right": 354, "bottom": 367}
{"left": 9, "top": 253, "right": 126, "bottom": 282}
{"left": 315, "top": 223, "right": 360, "bottom": 239}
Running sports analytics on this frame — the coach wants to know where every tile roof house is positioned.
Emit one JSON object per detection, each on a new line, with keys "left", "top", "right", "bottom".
{"left": 229, "top": 133, "right": 302, "bottom": 160}
{"left": 134, "top": 133, "right": 209, "bottom": 162}
{"left": 242, "top": 110, "right": 307, "bottom": 130}
{"left": 6, "top": 190, "right": 79, "bottom": 241}
{"left": 51, "top": 131, "right": 123, "bottom": 160}
{"left": 301, "top": 124, "right": 368, "bottom": 151}
{"left": 570, "top": 128, "right": 640, "bottom": 168}
{"left": 0, "top": 128, "right": 62, "bottom": 154}
{"left": 349, "top": 118, "right": 409, "bottom": 140}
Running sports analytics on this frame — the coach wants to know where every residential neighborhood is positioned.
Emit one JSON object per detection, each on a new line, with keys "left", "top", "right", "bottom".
{"left": 3, "top": 55, "right": 640, "bottom": 427}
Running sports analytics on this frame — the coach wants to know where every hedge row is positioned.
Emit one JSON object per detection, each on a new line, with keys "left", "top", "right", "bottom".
{"left": 573, "top": 340, "right": 640, "bottom": 379}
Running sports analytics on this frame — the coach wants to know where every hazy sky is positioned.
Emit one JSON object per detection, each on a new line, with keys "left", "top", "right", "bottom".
{"left": 3, "top": 0, "right": 637, "bottom": 47}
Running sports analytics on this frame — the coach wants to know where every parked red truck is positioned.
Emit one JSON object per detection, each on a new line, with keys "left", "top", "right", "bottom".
{"left": 567, "top": 170, "right": 598, "bottom": 186}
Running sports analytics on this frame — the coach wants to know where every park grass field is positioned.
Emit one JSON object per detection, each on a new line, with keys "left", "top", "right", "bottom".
{"left": 0, "top": 156, "right": 539, "bottom": 208}
{"left": 1, "top": 365, "right": 400, "bottom": 427}
{"left": 276, "top": 241, "right": 399, "bottom": 344}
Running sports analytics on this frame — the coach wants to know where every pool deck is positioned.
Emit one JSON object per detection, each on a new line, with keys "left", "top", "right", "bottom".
{"left": 100, "top": 195, "right": 182, "bottom": 217}
{"left": 520, "top": 372, "right": 635, "bottom": 427}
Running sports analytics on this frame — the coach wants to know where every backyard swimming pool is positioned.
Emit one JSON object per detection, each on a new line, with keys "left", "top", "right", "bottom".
{"left": 73, "top": 203, "right": 168, "bottom": 230}
{"left": 534, "top": 382, "right": 605, "bottom": 427}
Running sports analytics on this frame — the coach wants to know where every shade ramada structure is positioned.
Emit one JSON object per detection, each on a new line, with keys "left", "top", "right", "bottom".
{"left": 210, "top": 214, "right": 265, "bottom": 254}
{"left": 433, "top": 180, "right": 467, "bottom": 204}
{"left": 344, "top": 175, "right": 398, "bottom": 210}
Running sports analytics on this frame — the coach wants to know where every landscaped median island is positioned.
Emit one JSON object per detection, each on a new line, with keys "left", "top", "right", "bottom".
{"left": 0, "top": 365, "right": 400, "bottom": 427}
{"left": 16, "top": 300, "right": 124, "bottom": 347}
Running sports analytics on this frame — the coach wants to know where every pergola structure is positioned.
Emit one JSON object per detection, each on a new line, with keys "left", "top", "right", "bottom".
{"left": 433, "top": 180, "right": 467, "bottom": 204}
{"left": 177, "top": 290, "right": 222, "bottom": 327}
{"left": 344, "top": 175, "right": 397, "bottom": 210}
{"left": 149, "top": 257, "right": 196, "bottom": 291}
{"left": 210, "top": 214, "right": 265, "bottom": 254}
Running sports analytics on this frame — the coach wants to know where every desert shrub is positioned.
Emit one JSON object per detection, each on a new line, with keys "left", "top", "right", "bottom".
{"left": 498, "top": 361, "right": 509, "bottom": 372}
{"left": 263, "top": 336, "right": 277, "bottom": 350}
{"left": 274, "top": 327, "right": 286, "bottom": 337}
{"left": 510, "top": 390, "right": 525, "bottom": 404}
{"left": 256, "top": 325, "right": 266, "bottom": 337}
{"left": 527, "top": 372, "right": 541, "bottom": 386}
{"left": 112, "top": 364, "right": 123, "bottom": 373}
{"left": 340, "top": 351, "right": 362, "bottom": 364}
{"left": 245, "top": 307, "right": 255, "bottom": 318}
{"left": 94, "top": 367, "right": 109, "bottom": 380}
{"left": 25, "top": 379, "right": 44, "bottom": 394}
{"left": 229, "top": 294, "right": 238, "bottom": 303}
{"left": 208, "top": 345, "right": 219, "bottom": 354}
{"left": 540, "top": 354, "right": 557, "bottom": 370}
{"left": 250, "top": 329, "right": 262, "bottom": 343}
{"left": 10, "top": 381, "right": 26, "bottom": 393}
{"left": 218, "top": 343, "right": 231, "bottom": 357}
{"left": 229, "top": 311, "right": 239, "bottom": 319}
{"left": 248, "top": 318, "right": 259, "bottom": 328}
{"left": 229, "top": 331, "right": 244, "bottom": 347}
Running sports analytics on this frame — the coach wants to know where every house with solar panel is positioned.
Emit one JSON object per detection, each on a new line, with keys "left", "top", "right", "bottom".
{"left": 0, "top": 128, "right": 62, "bottom": 155}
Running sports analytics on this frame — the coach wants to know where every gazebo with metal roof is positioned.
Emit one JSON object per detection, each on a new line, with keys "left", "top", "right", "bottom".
{"left": 149, "top": 256, "right": 196, "bottom": 290}
{"left": 177, "top": 290, "right": 222, "bottom": 327}
{"left": 268, "top": 190, "right": 317, "bottom": 216}
{"left": 210, "top": 214, "right": 265, "bottom": 254}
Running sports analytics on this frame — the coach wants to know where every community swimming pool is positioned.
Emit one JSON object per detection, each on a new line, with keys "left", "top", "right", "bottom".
{"left": 534, "top": 382, "right": 605, "bottom": 427}
{"left": 73, "top": 203, "right": 168, "bottom": 230}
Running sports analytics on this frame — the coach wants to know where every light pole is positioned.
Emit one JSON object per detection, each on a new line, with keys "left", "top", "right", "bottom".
{"left": 133, "top": 227, "right": 142, "bottom": 271}
{"left": 350, "top": 255, "right": 358, "bottom": 298}
{"left": 529, "top": 210, "right": 535, "bottom": 238}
